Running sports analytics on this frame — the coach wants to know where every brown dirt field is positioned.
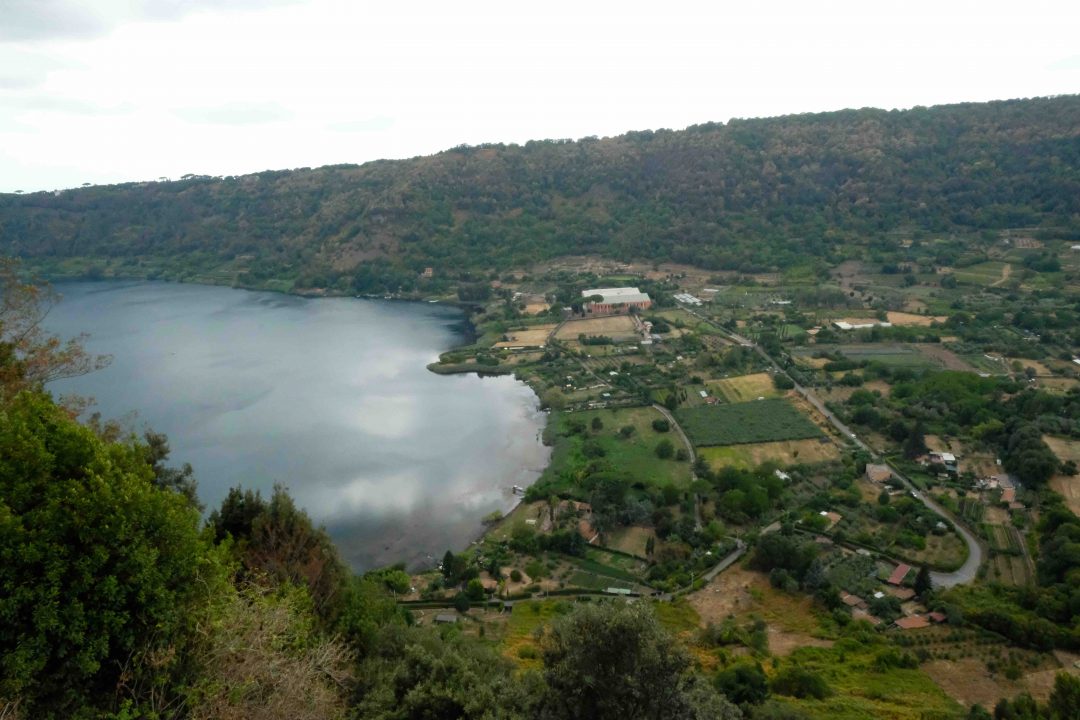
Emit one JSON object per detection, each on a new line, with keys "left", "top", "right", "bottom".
{"left": 1010, "top": 358, "right": 1053, "bottom": 376}
{"left": 886, "top": 311, "right": 949, "bottom": 326}
{"left": 1038, "top": 377, "right": 1080, "bottom": 394}
{"left": 1044, "top": 436, "right": 1080, "bottom": 516}
{"left": 700, "top": 437, "right": 840, "bottom": 470}
{"left": 856, "top": 379, "right": 892, "bottom": 397}
{"left": 687, "top": 566, "right": 832, "bottom": 655}
{"left": 524, "top": 303, "right": 550, "bottom": 315}
{"left": 983, "top": 505, "right": 1010, "bottom": 524}
{"left": 795, "top": 355, "right": 830, "bottom": 369}
{"left": 924, "top": 434, "right": 959, "bottom": 454}
{"left": 555, "top": 315, "right": 638, "bottom": 340}
{"left": 493, "top": 324, "right": 556, "bottom": 348}
{"left": 916, "top": 344, "right": 976, "bottom": 371}
{"left": 923, "top": 657, "right": 1029, "bottom": 708}
{"left": 966, "top": 453, "right": 1001, "bottom": 479}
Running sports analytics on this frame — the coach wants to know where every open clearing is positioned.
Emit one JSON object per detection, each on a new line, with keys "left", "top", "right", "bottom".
{"left": 954, "top": 261, "right": 1011, "bottom": 286}
{"left": 603, "top": 525, "right": 654, "bottom": 557}
{"left": 886, "top": 311, "right": 949, "bottom": 326}
{"left": 707, "top": 372, "right": 779, "bottom": 402}
{"left": 493, "top": 324, "right": 556, "bottom": 347}
{"left": 1044, "top": 435, "right": 1080, "bottom": 516}
{"left": 544, "top": 406, "right": 693, "bottom": 489}
{"left": 688, "top": 566, "right": 832, "bottom": 653}
{"left": 701, "top": 437, "right": 839, "bottom": 469}
{"left": 678, "top": 399, "right": 823, "bottom": 447}
{"left": 555, "top": 314, "right": 638, "bottom": 340}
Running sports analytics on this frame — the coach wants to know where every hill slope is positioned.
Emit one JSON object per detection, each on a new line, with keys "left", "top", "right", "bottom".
{"left": 2, "top": 95, "right": 1078, "bottom": 291}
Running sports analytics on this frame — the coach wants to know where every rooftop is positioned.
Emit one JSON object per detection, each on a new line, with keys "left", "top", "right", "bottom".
{"left": 894, "top": 615, "right": 930, "bottom": 630}
{"left": 887, "top": 563, "right": 912, "bottom": 586}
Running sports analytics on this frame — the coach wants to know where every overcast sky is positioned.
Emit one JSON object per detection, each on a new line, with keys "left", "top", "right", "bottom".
{"left": 1, "top": 0, "right": 1077, "bottom": 193}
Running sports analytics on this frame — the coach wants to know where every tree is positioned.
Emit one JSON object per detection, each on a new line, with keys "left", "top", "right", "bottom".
{"left": 0, "top": 390, "right": 222, "bottom": 718}
{"left": 591, "top": 416, "right": 604, "bottom": 432}
{"left": 903, "top": 421, "right": 928, "bottom": 459}
{"left": 537, "top": 602, "right": 740, "bottom": 719}
{"left": 652, "top": 418, "right": 671, "bottom": 432}
{"left": 655, "top": 439, "right": 675, "bottom": 459}
{"left": 1049, "top": 672, "right": 1080, "bottom": 719}
{"left": 0, "top": 258, "right": 110, "bottom": 404}
{"left": 914, "top": 565, "right": 933, "bottom": 597}
{"left": 210, "top": 484, "right": 350, "bottom": 625}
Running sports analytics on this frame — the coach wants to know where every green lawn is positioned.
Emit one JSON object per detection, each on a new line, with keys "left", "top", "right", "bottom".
{"left": 540, "top": 407, "right": 694, "bottom": 490}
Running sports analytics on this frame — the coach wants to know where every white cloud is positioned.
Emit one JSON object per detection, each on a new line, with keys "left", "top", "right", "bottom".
{"left": 1, "top": 0, "right": 1078, "bottom": 192}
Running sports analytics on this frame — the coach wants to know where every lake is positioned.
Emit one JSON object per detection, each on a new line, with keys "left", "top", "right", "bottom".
{"left": 44, "top": 281, "right": 549, "bottom": 570}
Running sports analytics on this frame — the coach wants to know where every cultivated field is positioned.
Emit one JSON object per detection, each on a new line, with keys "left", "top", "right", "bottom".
{"left": 886, "top": 311, "right": 949, "bottom": 326}
{"left": 707, "top": 372, "right": 779, "bottom": 402}
{"left": 555, "top": 314, "right": 638, "bottom": 340}
{"left": 493, "top": 324, "right": 556, "bottom": 347}
{"left": 953, "top": 261, "right": 1011, "bottom": 286}
{"left": 837, "top": 343, "right": 942, "bottom": 369}
{"left": 677, "top": 399, "right": 823, "bottom": 447}
{"left": 1044, "top": 435, "right": 1080, "bottom": 516}
{"left": 700, "top": 437, "right": 839, "bottom": 469}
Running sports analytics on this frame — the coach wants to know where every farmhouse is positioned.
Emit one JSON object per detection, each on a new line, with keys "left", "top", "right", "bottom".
{"left": 894, "top": 615, "right": 930, "bottom": 630}
{"left": 582, "top": 287, "right": 652, "bottom": 314}
{"left": 887, "top": 563, "right": 912, "bottom": 586}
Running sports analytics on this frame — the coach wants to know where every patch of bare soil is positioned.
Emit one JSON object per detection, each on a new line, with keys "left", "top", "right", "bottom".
{"left": 767, "top": 628, "right": 833, "bottom": 657}
{"left": 923, "top": 658, "right": 1025, "bottom": 708}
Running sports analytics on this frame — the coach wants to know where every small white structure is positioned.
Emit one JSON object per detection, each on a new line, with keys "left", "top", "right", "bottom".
{"left": 833, "top": 320, "right": 892, "bottom": 331}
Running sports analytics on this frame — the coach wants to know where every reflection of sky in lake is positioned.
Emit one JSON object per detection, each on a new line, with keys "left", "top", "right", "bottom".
{"left": 45, "top": 282, "right": 549, "bottom": 570}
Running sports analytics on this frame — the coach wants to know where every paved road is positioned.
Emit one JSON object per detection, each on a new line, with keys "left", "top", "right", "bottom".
{"left": 680, "top": 304, "right": 985, "bottom": 588}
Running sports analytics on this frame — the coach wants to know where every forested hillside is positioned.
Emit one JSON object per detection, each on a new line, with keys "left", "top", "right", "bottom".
{"left": 1, "top": 96, "right": 1078, "bottom": 291}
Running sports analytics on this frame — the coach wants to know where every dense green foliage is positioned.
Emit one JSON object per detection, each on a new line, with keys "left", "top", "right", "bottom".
{"left": 3, "top": 97, "right": 1079, "bottom": 290}
{"left": 0, "top": 391, "right": 225, "bottom": 718}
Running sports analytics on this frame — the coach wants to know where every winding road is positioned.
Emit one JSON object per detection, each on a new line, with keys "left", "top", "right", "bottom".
{"left": 679, "top": 305, "right": 985, "bottom": 588}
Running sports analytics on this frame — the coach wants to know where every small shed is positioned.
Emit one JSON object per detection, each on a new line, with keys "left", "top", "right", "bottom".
{"left": 887, "top": 563, "right": 912, "bottom": 586}
{"left": 435, "top": 614, "right": 458, "bottom": 624}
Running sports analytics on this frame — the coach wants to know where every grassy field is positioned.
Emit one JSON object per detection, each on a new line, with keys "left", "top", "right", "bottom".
{"left": 953, "top": 261, "right": 1010, "bottom": 286}
{"left": 707, "top": 372, "right": 780, "bottom": 402}
{"left": 833, "top": 344, "right": 942, "bottom": 368}
{"left": 700, "top": 437, "right": 839, "bottom": 469}
{"left": 678, "top": 399, "right": 823, "bottom": 447}
{"left": 781, "top": 644, "right": 964, "bottom": 720}
{"left": 540, "top": 407, "right": 693, "bottom": 490}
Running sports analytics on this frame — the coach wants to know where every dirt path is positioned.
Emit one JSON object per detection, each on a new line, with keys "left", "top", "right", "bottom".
{"left": 991, "top": 263, "right": 1013, "bottom": 287}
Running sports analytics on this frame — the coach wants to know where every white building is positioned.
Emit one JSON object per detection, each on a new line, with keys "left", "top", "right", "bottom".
{"left": 581, "top": 287, "right": 652, "bottom": 314}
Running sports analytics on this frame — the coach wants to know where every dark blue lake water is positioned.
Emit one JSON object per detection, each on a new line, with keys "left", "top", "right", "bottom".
{"left": 45, "top": 281, "right": 549, "bottom": 570}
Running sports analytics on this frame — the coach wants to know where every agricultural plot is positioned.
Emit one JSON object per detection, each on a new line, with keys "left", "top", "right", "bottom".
{"left": 492, "top": 324, "right": 556, "bottom": 348}
{"left": 832, "top": 344, "right": 941, "bottom": 369}
{"left": 981, "top": 523, "right": 1023, "bottom": 555}
{"left": 700, "top": 437, "right": 838, "bottom": 469}
{"left": 677, "top": 399, "right": 823, "bottom": 447}
{"left": 885, "top": 311, "right": 949, "bottom": 327}
{"left": 555, "top": 315, "right": 638, "bottom": 341}
{"left": 707, "top": 372, "right": 779, "bottom": 403}
{"left": 540, "top": 407, "right": 693, "bottom": 490}
{"left": 952, "top": 261, "right": 1011, "bottom": 286}
{"left": 988, "top": 554, "right": 1032, "bottom": 586}
{"left": 1043, "top": 436, "right": 1080, "bottom": 517}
